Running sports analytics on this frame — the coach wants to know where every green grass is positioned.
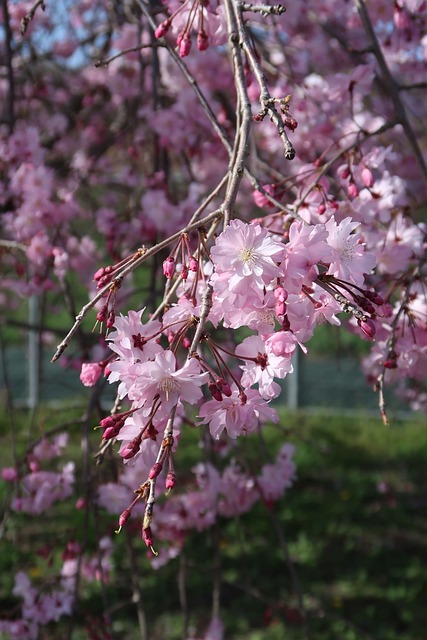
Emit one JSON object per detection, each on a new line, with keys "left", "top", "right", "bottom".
{"left": 1, "top": 408, "right": 427, "bottom": 639}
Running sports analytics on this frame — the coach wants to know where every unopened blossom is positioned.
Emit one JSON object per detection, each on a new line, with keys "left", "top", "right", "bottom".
{"left": 80, "top": 362, "right": 103, "bottom": 387}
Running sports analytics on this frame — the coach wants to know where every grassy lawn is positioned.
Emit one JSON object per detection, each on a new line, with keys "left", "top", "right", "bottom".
{"left": 1, "top": 407, "right": 427, "bottom": 639}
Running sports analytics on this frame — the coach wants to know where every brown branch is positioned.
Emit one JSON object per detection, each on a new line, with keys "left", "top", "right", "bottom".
{"left": 235, "top": 0, "right": 295, "bottom": 160}
{"left": 94, "top": 42, "right": 162, "bottom": 67}
{"left": 20, "top": 0, "right": 45, "bottom": 35}
{"left": 354, "top": 0, "right": 427, "bottom": 184}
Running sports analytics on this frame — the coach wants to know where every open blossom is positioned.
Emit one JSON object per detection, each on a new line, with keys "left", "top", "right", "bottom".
{"left": 283, "top": 221, "right": 331, "bottom": 294}
{"left": 325, "top": 216, "right": 376, "bottom": 285}
{"left": 128, "top": 350, "right": 209, "bottom": 412}
{"left": 198, "top": 387, "right": 278, "bottom": 439}
{"left": 235, "top": 335, "right": 293, "bottom": 400}
{"left": 211, "top": 219, "right": 285, "bottom": 300}
{"left": 257, "top": 443, "right": 296, "bottom": 502}
{"left": 107, "top": 308, "right": 163, "bottom": 362}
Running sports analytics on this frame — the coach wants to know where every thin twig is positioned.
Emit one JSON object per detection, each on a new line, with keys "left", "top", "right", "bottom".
{"left": 51, "top": 209, "right": 222, "bottom": 362}
{"left": 355, "top": 0, "right": 427, "bottom": 183}
{"left": 20, "top": 0, "right": 45, "bottom": 35}
{"left": 94, "top": 42, "right": 161, "bottom": 67}
{"left": 235, "top": 0, "right": 295, "bottom": 160}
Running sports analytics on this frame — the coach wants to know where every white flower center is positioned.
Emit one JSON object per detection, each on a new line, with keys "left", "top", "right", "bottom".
{"left": 159, "top": 377, "right": 180, "bottom": 400}
{"left": 239, "top": 247, "right": 256, "bottom": 264}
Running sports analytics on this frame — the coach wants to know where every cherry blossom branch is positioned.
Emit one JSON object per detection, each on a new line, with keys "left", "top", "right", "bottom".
{"left": 51, "top": 209, "right": 222, "bottom": 362}
{"left": 20, "top": 0, "right": 45, "bottom": 35}
{"left": 292, "top": 120, "right": 396, "bottom": 215}
{"left": 240, "top": 2, "right": 286, "bottom": 16}
{"left": 136, "top": 0, "right": 292, "bottom": 212}
{"left": 234, "top": 0, "right": 295, "bottom": 160}
{"left": 222, "top": 0, "right": 254, "bottom": 225}
{"left": 375, "top": 264, "right": 421, "bottom": 426}
{"left": 94, "top": 43, "right": 162, "bottom": 67}
{"left": 354, "top": 0, "right": 427, "bottom": 183}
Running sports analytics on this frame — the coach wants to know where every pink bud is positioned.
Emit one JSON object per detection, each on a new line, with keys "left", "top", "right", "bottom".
{"left": 340, "top": 167, "right": 350, "bottom": 180}
{"left": 317, "top": 203, "right": 326, "bottom": 215}
{"left": 179, "top": 34, "right": 192, "bottom": 58}
{"left": 149, "top": 462, "right": 163, "bottom": 479}
{"left": 361, "top": 167, "right": 374, "bottom": 188}
{"left": 394, "top": 5, "right": 410, "bottom": 29}
{"left": 102, "top": 425, "right": 122, "bottom": 440}
{"left": 94, "top": 265, "right": 113, "bottom": 282}
{"left": 155, "top": 18, "right": 171, "bottom": 39}
{"left": 357, "top": 317, "right": 376, "bottom": 340}
{"left": 181, "top": 265, "right": 189, "bottom": 280}
{"left": 209, "top": 382, "right": 223, "bottom": 401}
{"left": 121, "top": 440, "right": 140, "bottom": 460}
{"left": 96, "top": 303, "right": 108, "bottom": 323}
{"left": 75, "top": 497, "right": 86, "bottom": 510}
{"left": 142, "top": 526, "right": 154, "bottom": 548}
{"left": 182, "top": 336, "right": 191, "bottom": 349}
{"left": 189, "top": 256, "right": 198, "bottom": 272}
{"left": 119, "top": 508, "right": 132, "bottom": 528}
{"left": 166, "top": 471, "right": 176, "bottom": 491}
{"left": 197, "top": 29, "right": 209, "bottom": 51}
{"left": 347, "top": 182, "right": 359, "bottom": 199}
{"left": 217, "top": 378, "right": 232, "bottom": 397}
{"left": 274, "top": 285, "right": 288, "bottom": 302}
{"left": 106, "top": 309, "right": 115, "bottom": 329}
{"left": 163, "top": 256, "right": 175, "bottom": 278}
{"left": 284, "top": 116, "right": 298, "bottom": 131}
{"left": 80, "top": 362, "right": 103, "bottom": 387}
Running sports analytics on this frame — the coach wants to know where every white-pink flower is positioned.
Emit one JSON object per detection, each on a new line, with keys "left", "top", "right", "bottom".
{"left": 325, "top": 216, "right": 376, "bottom": 285}
{"left": 235, "top": 335, "right": 293, "bottom": 400}
{"left": 198, "top": 387, "right": 278, "bottom": 439}
{"left": 133, "top": 351, "right": 209, "bottom": 411}
{"left": 211, "top": 219, "right": 285, "bottom": 299}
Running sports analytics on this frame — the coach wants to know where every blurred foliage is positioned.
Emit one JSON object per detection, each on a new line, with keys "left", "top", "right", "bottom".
{"left": 1, "top": 408, "right": 427, "bottom": 639}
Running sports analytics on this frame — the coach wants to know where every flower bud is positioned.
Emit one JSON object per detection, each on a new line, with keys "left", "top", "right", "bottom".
{"left": 166, "top": 471, "right": 176, "bottom": 491}
{"left": 179, "top": 34, "right": 192, "bottom": 58}
{"left": 121, "top": 440, "right": 140, "bottom": 460}
{"left": 197, "top": 29, "right": 209, "bottom": 51}
{"left": 149, "top": 462, "right": 163, "bottom": 479}
{"left": 119, "top": 508, "right": 131, "bottom": 528}
{"left": 163, "top": 256, "right": 175, "bottom": 279}
{"left": 155, "top": 18, "right": 171, "bottom": 39}
{"left": 361, "top": 167, "right": 374, "bottom": 188}
{"left": 357, "top": 317, "right": 376, "bottom": 340}
{"left": 209, "top": 382, "right": 223, "bottom": 401}
{"left": 317, "top": 203, "right": 326, "bottom": 215}
{"left": 142, "top": 526, "right": 154, "bottom": 548}
{"left": 347, "top": 182, "right": 359, "bottom": 199}
{"left": 217, "top": 378, "right": 232, "bottom": 397}
{"left": 189, "top": 256, "right": 198, "bottom": 272}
